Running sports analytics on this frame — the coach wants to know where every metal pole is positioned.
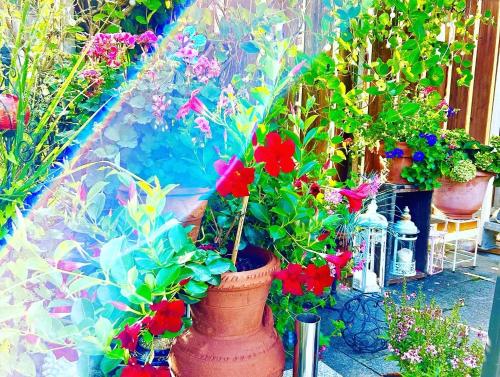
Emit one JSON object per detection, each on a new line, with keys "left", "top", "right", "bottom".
{"left": 293, "top": 313, "right": 320, "bottom": 377}
{"left": 481, "top": 275, "right": 500, "bottom": 377}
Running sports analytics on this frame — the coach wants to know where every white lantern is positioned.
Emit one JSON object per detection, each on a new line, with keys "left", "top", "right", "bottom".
{"left": 427, "top": 225, "right": 446, "bottom": 275}
{"left": 353, "top": 199, "right": 388, "bottom": 293}
{"left": 391, "top": 206, "right": 419, "bottom": 277}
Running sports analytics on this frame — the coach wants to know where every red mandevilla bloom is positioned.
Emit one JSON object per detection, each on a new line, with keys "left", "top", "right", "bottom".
{"left": 339, "top": 183, "right": 371, "bottom": 213}
{"left": 274, "top": 263, "right": 305, "bottom": 296}
{"left": 214, "top": 156, "right": 255, "bottom": 197}
{"left": 303, "top": 264, "right": 334, "bottom": 296}
{"left": 147, "top": 300, "right": 185, "bottom": 336}
{"left": 116, "top": 322, "right": 142, "bottom": 352}
{"left": 122, "top": 364, "right": 172, "bottom": 377}
{"left": 254, "top": 132, "right": 295, "bottom": 177}
{"left": 325, "top": 250, "right": 353, "bottom": 278}
{"left": 0, "top": 94, "right": 30, "bottom": 131}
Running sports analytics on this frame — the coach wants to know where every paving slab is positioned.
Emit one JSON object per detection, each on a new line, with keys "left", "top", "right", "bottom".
{"left": 283, "top": 361, "right": 342, "bottom": 377}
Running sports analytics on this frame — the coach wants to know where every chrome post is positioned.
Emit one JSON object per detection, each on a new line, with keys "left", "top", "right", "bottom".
{"left": 293, "top": 313, "right": 321, "bottom": 377}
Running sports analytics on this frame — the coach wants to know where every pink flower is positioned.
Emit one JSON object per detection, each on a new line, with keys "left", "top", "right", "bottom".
{"left": 193, "top": 56, "right": 221, "bottom": 83}
{"left": 289, "top": 60, "right": 306, "bottom": 77}
{"left": 325, "top": 189, "right": 343, "bottom": 205}
{"left": 136, "top": 30, "right": 158, "bottom": 47}
{"left": 176, "top": 45, "right": 198, "bottom": 61}
{"left": 194, "top": 117, "right": 211, "bottom": 138}
{"left": 339, "top": 183, "right": 371, "bottom": 213}
{"left": 176, "top": 90, "right": 206, "bottom": 119}
{"left": 422, "top": 86, "right": 437, "bottom": 96}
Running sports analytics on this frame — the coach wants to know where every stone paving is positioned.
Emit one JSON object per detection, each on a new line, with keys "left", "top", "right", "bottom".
{"left": 315, "top": 251, "right": 500, "bottom": 377}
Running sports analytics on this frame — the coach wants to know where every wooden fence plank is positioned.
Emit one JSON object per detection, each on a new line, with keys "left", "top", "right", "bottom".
{"left": 469, "top": 0, "right": 500, "bottom": 143}
{"left": 447, "top": 0, "right": 479, "bottom": 131}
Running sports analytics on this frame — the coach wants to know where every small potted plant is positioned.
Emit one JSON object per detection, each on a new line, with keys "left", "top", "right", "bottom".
{"left": 383, "top": 285, "right": 485, "bottom": 377}
{"left": 433, "top": 130, "right": 499, "bottom": 219}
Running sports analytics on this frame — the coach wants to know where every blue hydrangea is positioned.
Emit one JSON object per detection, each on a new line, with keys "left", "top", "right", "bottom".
{"left": 413, "top": 151, "right": 425, "bottom": 162}
{"left": 385, "top": 148, "right": 404, "bottom": 159}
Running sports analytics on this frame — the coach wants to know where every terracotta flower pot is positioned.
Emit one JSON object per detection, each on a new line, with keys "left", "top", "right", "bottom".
{"left": 433, "top": 171, "right": 494, "bottom": 220}
{"left": 379, "top": 142, "right": 412, "bottom": 185}
{"left": 164, "top": 186, "right": 209, "bottom": 242}
{"left": 170, "top": 246, "right": 285, "bottom": 377}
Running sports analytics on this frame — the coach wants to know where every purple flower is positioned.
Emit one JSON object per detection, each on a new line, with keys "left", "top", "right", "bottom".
{"left": 385, "top": 148, "right": 404, "bottom": 159}
{"left": 136, "top": 30, "right": 158, "bottom": 48}
{"left": 413, "top": 151, "right": 425, "bottom": 162}
{"left": 193, "top": 56, "right": 221, "bottom": 83}
{"left": 447, "top": 106, "right": 457, "bottom": 117}
{"left": 419, "top": 133, "right": 437, "bottom": 146}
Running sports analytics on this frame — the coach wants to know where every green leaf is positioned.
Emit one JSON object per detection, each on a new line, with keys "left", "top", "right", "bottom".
{"left": 155, "top": 265, "right": 181, "bottom": 289}
{"left": 249, "top": 202, "right": 270, "bottom": 223}
{"left": 400, "top": 102, "right": 420, "bottom": 117}
{"left": 184, "top": 280, "right": 208, "bottom": 298}
{"left": 135, "top": 15, "right": 147, "bottom": 24}
{"left": 71, "top": 299, "right": 94, "bottom": 326}
{"left": 207, "top": 258, "right": 232, "bottom": 274}
{"left": 240, "top": 41, "right": 260, "bottom": 53}
{"left": 100, "top": 236, "right": 126, "bottom": 278}
{"left": 68, "top": 276, "right": 101, "bottom": 294}
{"left": 269, "top": 225, "right": 286, "bottom": 240}
{"left": 54, "top": 240, "right": 82, "bottom": 261}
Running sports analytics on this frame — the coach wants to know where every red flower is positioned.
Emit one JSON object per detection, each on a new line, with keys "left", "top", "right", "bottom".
{"left": 325, "top": 250, "right": 353, "bottom": 278}
{"left": 179, "top": 278, "right": 191, "bottom": 286}
{"left": 339, "top": 183, "right": 370, "bottom": 213}
{"left": 157, "top": 366, "right": 172, "bottom": 377}
{"left": 274, "top": 263, "right": 305, "bottom": 296}
{"left": 116, "top": 323, "right": 141, "bottom": 352}
{"left": 309, "top": 182, "right": 321, "bottom": 197}
{"left": 122, "top": 364, "right": 171, "bottom": 377}
{"left": 0, "top": 94, "right": 30, "bottom": 131}
{"left": 317, "top": 230, "right": 331, "bottom": 241}
{"left": 148, "top": 300, "right": 185, "bottom": 336}
{"left": 303, "top": 264, "right": 333, "bottom": 296}
{"left": 214, "top": 156, "right": 255, "bottom": 197}
{"left": 293, "top": 175, "right": 309, "bottom": 190}
{"left": 254, "top": 132, "right": 295, "bottom": 177}
{"left": 176, "top": 89, "right": 206, "bottom": 119}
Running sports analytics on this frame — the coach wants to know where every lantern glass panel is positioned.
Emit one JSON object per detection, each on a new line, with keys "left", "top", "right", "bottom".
{"left": 391, "top": 235, "right": 417, "bottom": 277}
{"left": 427, "top": 230, "right": 446, "bottom": 275}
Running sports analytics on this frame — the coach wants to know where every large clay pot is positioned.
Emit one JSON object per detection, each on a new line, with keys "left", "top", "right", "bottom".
{"left": 433, "top": 171, "right": 494, "bottom": 219}
{"left": 379, "top": 142, "right": 412, "bottom": 185}
{"left": 170, "top": 246, "right": 285, "bottom": 377}
{"left": 164, "top": 186, "right": 209, "bottom": 241}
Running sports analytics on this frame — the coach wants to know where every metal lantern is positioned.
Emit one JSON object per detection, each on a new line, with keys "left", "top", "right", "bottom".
{"left": 353, "top": 199, "right": 388, "bottom": 293}
{"left": 427, "top": 225, "right": 446, "bottom": 275}
{"left": 391, "top": 206, "right": 419, "bottom": 277}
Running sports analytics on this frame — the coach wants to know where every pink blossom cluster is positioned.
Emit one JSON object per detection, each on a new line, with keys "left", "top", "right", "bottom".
{"left": 194, "top": 117, "right": 211, "bottom": 138}
{"left": 426, "top": 344, "right": 438, "bottom": 356}
{"left": 401, "top": 348, "right": 422, "bottom": 364}
{"left": 80, "top": 69, "right": 104, "bottom": 96}
{"left": 152, "top": 95, "right": 171, "bottom": 123}
{"left": 463, "top": 355, "right": 478, "bottom": 368}
{"left": 88, "top": 30, "right": 158, "bottom": 67}
{"left": 193, "top": 56, "right": 221, "bottom": 83}
{"left": 325, "top": 188, "right": 343, "bottom": 205}
{"left": 174, "top": 33, "right": 198, "bottom": 62}
{"left": 136, "top": 30, "right": 158, "bottom": 47}
{"left": 352, "top": 258, "right": 365, "bottom": 272}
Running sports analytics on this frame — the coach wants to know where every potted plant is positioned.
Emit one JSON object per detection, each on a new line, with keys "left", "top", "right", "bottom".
{"left": 383, "top": 285, "right": 485, "bottom": 377}
{"left": 433, "top": 130, "right": 499, "bottom": 219}
{"left": 364, "top": 90, "right": 451, "bottom": 189}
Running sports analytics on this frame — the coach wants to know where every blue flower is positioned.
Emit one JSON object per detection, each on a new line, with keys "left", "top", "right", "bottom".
{"left": 419, "top": 133, "right": 437, "bottom": 146}
{"left": 447, "top": 107, "right": 457, "bottom": 117}
{"left": 426, "top": 134, "right": 437, "bottom": 146}
{"left": 413, "top": 151, "right": 425, "bottom": 162}
{"left": 386, "top": 148, "right": 404, "bottom": 159}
